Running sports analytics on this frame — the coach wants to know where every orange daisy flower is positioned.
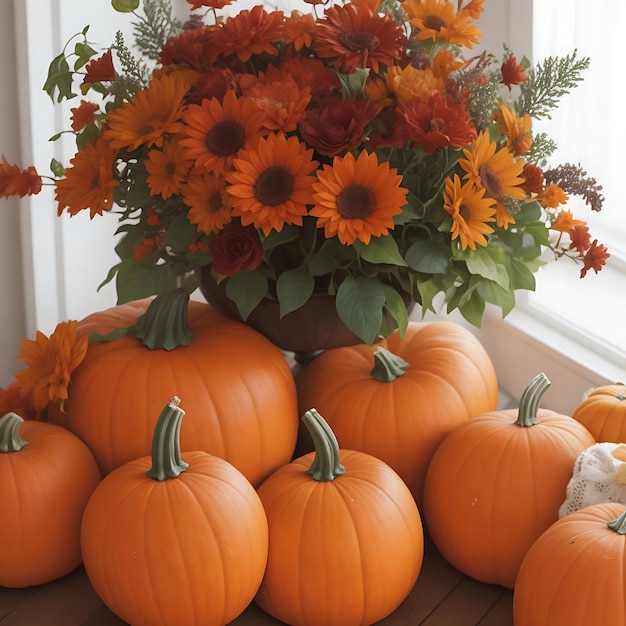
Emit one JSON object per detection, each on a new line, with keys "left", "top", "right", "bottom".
{"left": 498, "top": 104, "right": 532, "bottom": 155}
{"left": 404, "top": 0, "right": 482, "bottom": 48}
{"left": 538, "top": 183, "right": 569, "bottom": 209}
{"left": 0, "top": 157, "right": 42, "bottom": 198}
{"left": 225, "top": 133, "right": 319, "bottom": 235}
{"left": 580, "top": 239, "right": 610, "bottom": 278}
{"left": 385, "top": 63, "right": 446, "bottom": 102}
{"left": 459, "top": 130, "right": 526, "bottom": 203}
{"left": 182, "top": 172, "right": 234, "bottom": 234}
{"left": 104, "top": 73, "right": 188, "bottom": 151}
{"left": 83, "top": 49, "right": 115, "bottom": 85}
{"left": 179, "top": 90, "right": 267, "bottom": 176}
{"left": 14, "top": 320, "right": 88, "bottom": 412}
{"left": 443, "top": 174, "right": 496, "bottom": 250}
{"left": 55, "top": 138, "right": 119, "bottom": 218}
{"left": 70, "top": 100, "right": 100, "bottom": 131}
{"left": 145, "top": 139, "right": 193, "bottom": 199}
{"left": 310, "top": 150, "right": 408, "bottom": 245}
{"left": 550, "top": 209, "right": 586, "bottom": 233}
{"left": 187, "top": 0, "right": 234, "bottom": 9}
{"left": 283, "top": 11, "right": 316, "bottom": 51}
{"left": 313, "top": 3, "right": 406, "bottom": 74}
{"left": 212, "top": 6, "right": 285, "bottom": 63}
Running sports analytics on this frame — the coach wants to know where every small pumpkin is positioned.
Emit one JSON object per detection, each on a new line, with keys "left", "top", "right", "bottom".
{"left": 81, "top": 397, "right": 269, "bottom": 626}
{"left": 64, "top": 289, "right": 299, "bottom": 485}
{"left": 514, "top": 502, "right": 626, "bottom": 625}
{"left": 423, "top": 373, "right": 595, "bottom": 588}
{"left": 0, "top": 412, "right": 101, "bottom": 588}
{"left": 295, "top": 321, "right": 498, "bottom": 507}
{"left": 572, "top": 383, "right": 626, "bottom": 442}
{"left": 255, "top": 408, "right": 424, "bottom": 626}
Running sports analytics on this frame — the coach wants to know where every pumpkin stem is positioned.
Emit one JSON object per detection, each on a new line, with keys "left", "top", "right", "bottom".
{"left": 89, "top": 288, "right": 196, "bottom": 350}
{"left": 514, "top": 373, "right": 551, "bottom": 427}
{"left": 146, "top": 396, "right": 189, "bottom": 481}
{"left": 370, "top": 346, "right": 410, "bottom": 382}
{"left": 0, "top": 412, "right": 28, "bottom": 452}
{"left": 303, "top": 409, "right": 346, "bottom": 482}
{"left": 607, "top": 510, "right": 626, "bottom": 534}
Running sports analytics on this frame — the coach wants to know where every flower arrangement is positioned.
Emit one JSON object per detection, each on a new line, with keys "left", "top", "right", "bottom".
{"left": 0, "top": 0, "right": 609, "bottom": 348}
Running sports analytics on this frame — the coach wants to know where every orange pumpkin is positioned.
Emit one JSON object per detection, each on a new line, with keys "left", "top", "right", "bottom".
{"left": 423, "top": 373, "right": 595, "bottom": 588}
{"left": 0, "top": 412, "right": 101, "bottom": 587}
{"left": 255, "top": 409, "right": 424, "bottom": 626}
{"left": 572, "top": 383, "right": 626, "bottom": 441}
{"left": 81, "top": 397, "right": 269, "bottom": 626}
{"left": 64, "top": 289, "right": 298, "bottom": 485}
{"left": 295, "top": 320, "right": 498, "bottom": 507}
{"left": 514, "top": 502, "right": 626, "bottom": 625}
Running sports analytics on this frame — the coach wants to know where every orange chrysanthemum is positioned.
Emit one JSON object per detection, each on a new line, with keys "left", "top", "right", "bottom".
{"left": 83, "top": 49, "right": 115, "bottom": 85}
{"left": 145, "top": 139, "right": 193, "bottom": 199}
{"left": 313, "top": 3, "right": 406, "bottom": 74}
{"left": 179, "top": 90, "right": 267, "bottom": 176}
{"left": 310, "top": 150, "right": 408, "bottom": 245}
{"left": 70, "top": 100, "right": 100, "bottom": 132}
{"left": 55, "top": 138, "right": 119, "bottom": 218}
{"left": 225, "top": 132, "right": 318, "bottom": 235}
{"left": 501, "top": 54, "right": 528, "bottom": 90}
{"left": 14, "top": 320, "right": 88, "bottom": 412}
{"left": 0, "top": 156, "right": 42, "bottom": 198}
{"left": 404, "top": 0, "right": 482, "bottom": 48}
{"left": 187, "top": 0, "right": 234, "bottom": 9}
{"left": 104, "top": 73, "right": 188, "bottom": 151}
{"left": 443, "top": 174, "right": 496, "bottom": 250}
{"left": 182, "top": 172, "right": 233, "bottom": 234}
{"left": 283, "top": 11, "right": 316, "bottom": 51}
{"left": 580, "top": 239, "right": 610, "bottom": 277}
{"left": 386, "top": 63, "right": 446, "bottom": 102}
{"left": 459, "top": 130, "right": 526, "bottom": 203}
{"left": 550, "top": 209, "right": 586, "bottom": 233}
{"left": 498, "top": 104, "right": 532, "bottom": 155}
{"left": 538, "top": 183, "right": 569, "bottom": 209}
{"left": 212, "top": 6, "right": 285, "bottom": 63}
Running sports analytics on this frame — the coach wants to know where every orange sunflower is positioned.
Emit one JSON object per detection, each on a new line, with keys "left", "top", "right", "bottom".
{"left": 182, "top": 172, "right": 233, "bottom": 234}
{"left": 145, "top": 138, "right": 193, "bottom": 199}
{"left": 310, "top": 150, "right": 408, "bottom": 245}
{"left": 443, "top": 174, "right": 496, "bottom": 250}
{"left": 498, "top": 104, "right": 532, "bottom": 155}
{"left": 179, "top": 90, "right": 267, "bottom": 176}
{"left": 104, "top": 73, "right": 188, "bottom": 151}
{"left": 225, "top": 132, "right": 318, "bottom": 235}
{"left": 55, "top": 138, "right": 119, "bottom": 218}
{"left": 404, "top": 0, "right": 482, "bottom": 48}
{"left": 313, "top": 3, "right": 406, "bottom": 74}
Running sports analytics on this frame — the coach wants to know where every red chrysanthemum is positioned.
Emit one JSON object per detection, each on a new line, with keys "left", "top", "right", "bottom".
{"left": 0, "top": 157, "right": 42, "bottom": 198}
{"left": 83, "top": 49, "right": 115, "bottom": 85}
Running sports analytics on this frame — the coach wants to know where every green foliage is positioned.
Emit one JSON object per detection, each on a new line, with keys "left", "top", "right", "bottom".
{"left": 132, "top": 0, "right": 182, "bottom": 60}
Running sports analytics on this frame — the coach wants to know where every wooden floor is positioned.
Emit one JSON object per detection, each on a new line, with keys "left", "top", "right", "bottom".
{"left": 0, "top": 535, "right": 513, "bottom": 626}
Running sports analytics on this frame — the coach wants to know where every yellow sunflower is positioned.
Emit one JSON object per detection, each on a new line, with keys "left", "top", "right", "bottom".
{"left": 310, "top": 150, "right": 408, "bottom": 245}
{"left": 179, "top": 90, "right": 267, "bottom": 176}
{"left": 182, "top": 172, "right": 233, "bottom": 234}
{"left": 498, "top": 104, "right": 532, "bottom": 155}
{"left": 443, "top": 174, "right": 496, "bottom": 250}
{"left": 225, "top": 132, "right": 318, "bottom": 235}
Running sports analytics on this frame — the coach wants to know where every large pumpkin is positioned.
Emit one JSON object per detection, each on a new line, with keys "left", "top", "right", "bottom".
{"left": 295, "top": 320, "right": 498, "bottom": 507}
{"left": 81, "top": 397, "right": 269, "bottom": 626}
{"left": 64, "top": 289, "right": 298, "bottom": 485}
{"left": 514, "top": 502, "right": 626, "bottom": 625}
{"left": 0, "top": 412, "right": 101, "bottom": 587}
{"left": 423, "top": 373, "right": 595, "bottom": 588}
{"left": 572, "top": 383, "right": 626, "bottom": 442}
{"left": 255, "top": 409, "right": 424, "bottom": 626}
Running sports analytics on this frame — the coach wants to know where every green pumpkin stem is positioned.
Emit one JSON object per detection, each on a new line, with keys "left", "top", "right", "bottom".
{"left": 303, "top": 409, "right": 346, "bottom": 482}
{"left": 607, "top": 510, "right": 626, "bottom": 534}
{"left": 514, "top": 373, "right": 551, "bottom": 427}
{"left": 0, "top": 412, "right": 28, "bottom": 452}
{"left": 146, "top": 396, "right": 189, "bottom": 481}
{"left": 89, "top": 288, "right": 196, "bottom": 350}
{"left": 370, "top": 346, "right": 410, "bottom": 382}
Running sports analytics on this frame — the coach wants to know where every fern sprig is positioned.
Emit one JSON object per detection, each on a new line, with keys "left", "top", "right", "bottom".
{"left": 516, "top": 50, "right": 589, "bottom": 120}
{"left": 133, "top": 0, "right": 182, "bottom": 61}
{"left": 111, "top": 31, "right": 150, "bottom": 95}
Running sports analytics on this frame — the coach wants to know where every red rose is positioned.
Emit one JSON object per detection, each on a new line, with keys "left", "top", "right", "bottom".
{"left": 209, "top": 223, "right": 264, "bottom": 277}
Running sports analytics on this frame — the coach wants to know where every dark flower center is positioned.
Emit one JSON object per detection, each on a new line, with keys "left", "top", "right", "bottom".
{"left": 459, "top": 203, "right": 471, "bottom": 223}
{"left": 340, "top": 31, "right": 379, "bottom": 53}
{"left": 337, "top": 184, "right": 376, "bottom": 219}
{"left": 479, "top": 163, "right": 503, "bottom": 198}
{"left": 423, "top": 15, "right": 447, "bottom": 31}
{"left": 430, "top": 117, "right": 446, "bottom": 132}
{"left": 254, "top": 165, "right": 294, "bottom": 206}
{"left": 165, "top": 161, "right": 177, "bottom": 177}
{"left": 208, "top": 191, "right": 223, "bottom": 212}
{"left": 206, "top": 120, "right": 245, "bottom": 156}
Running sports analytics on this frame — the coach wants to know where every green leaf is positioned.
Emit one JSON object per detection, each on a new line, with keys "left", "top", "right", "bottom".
{"left": 359, "top": 236, "right": 407, "bottom": 267}
{"left": 50, "top": 158, "right": 65, "bottom": 178}
{"left": 336, "top": 276, "right": 385, "bottom": 345}
{"left": 382, "top": 284, "right": 409, "bottom": 338}
{"left": 115, "top": 262, "right": 178, "bottom": 303}
{"left": 523, "top": 221, "right": 551, "bottom": 247}
{"left": 416, "top": 277, "right": 442, "bottom": 314}
{"left": 225, "top": 270, "right": 268, "bottom": 320}
{"left": 112, "top": 0, "right": 140, "bottom": 12}
{"left": 477, "top": 279, "right": 516, "bottom": 316}
{"left": 457, "top": 290, "right": 486, "bottom": 327}
{"left": 462, "top": 247, "right": 510, "bottom": 289}
{"left": 276, "top": 267, "right": 315, "bottom": 317}
{"left": 405, "top": 239, "right": 449, "bottom": 274}
{"left": 509, "top": 258, "right": 537, "bottom": 292}
{"left": 164, "top": 214, "right": 198, "bottom": 250}
{"left": 73, "top": 42, "right": 98, "bottom": 71}
{"left": 263, "top": 225, "right": 299, "bottom": 249}
{"left": 307, "top": 253, "right": 337, "bottom": 276}
{"left": 43, "top": 53, "right": 75, "bottom": 102}
{"left": 513, "top": 201, "right": 542, "bottom": 225}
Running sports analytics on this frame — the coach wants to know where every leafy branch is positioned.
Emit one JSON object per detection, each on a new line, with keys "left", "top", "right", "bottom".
{"left": 515, "top": 50, "right": 590, "bottom": 120}
{"left": 132, "top": 0, "right": 182, "bottom": 61}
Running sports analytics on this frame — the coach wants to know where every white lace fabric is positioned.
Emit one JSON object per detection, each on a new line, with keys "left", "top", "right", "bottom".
{"left": 559, "top": 442, "right": 626, "bottom": 518}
